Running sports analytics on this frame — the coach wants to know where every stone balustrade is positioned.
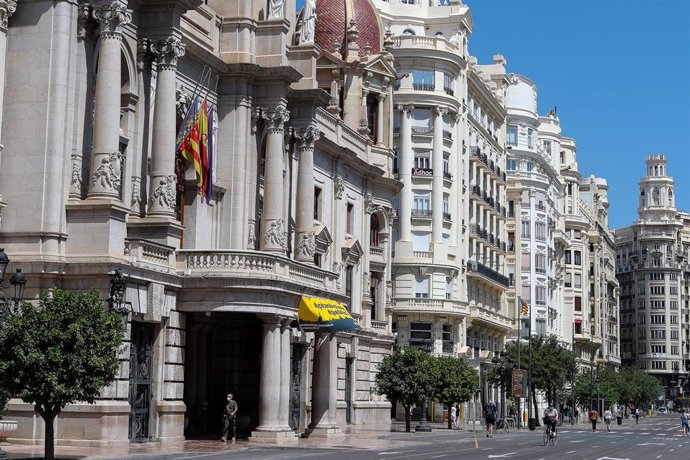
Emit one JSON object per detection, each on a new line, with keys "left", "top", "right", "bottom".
{"left": 392, "top": 35, "right": 459, "bottom": 54}
{"left": 177, "top": 249, "right": 339, "bottom": 292}
{"left": 125, "top": 238, "right": 175, "bottom": 268}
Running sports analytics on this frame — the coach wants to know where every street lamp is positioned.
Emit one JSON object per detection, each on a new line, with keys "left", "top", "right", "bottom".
{"left": 0, "top": 249, "right": 28, "bottom": 324}
{"left": 108, "top": 268, "right": 131, "bottom": 331}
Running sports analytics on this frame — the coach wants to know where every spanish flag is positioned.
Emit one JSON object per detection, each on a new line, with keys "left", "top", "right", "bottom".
{"left": 178, "top": 97, "right": 207, "bottom": 195}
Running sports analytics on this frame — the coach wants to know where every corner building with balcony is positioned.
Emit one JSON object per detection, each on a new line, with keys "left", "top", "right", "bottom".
{"left": 373, "top": 0, "right": 512, "bottom": 410}
{"left": 0, "top": 0, "right": 400, "bottom": 446}
{"left": 615, "top": 155, "right": 690, "bottom": 399}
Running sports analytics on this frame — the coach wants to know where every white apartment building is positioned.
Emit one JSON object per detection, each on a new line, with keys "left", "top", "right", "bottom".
{"left": 615, "top": 155, "right": 690, "bottom": 399}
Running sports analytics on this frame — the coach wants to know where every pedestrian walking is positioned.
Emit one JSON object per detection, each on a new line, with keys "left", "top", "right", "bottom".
{"left": 589, "top": 407, "right": 598, "bottom": 432}
{"left": 680, "top": 411, "right": 689, "bottom": 436}
{"left": 484, "top": 400, "right": 497, "bottom": 438}
{"left": 604, "top": 408, "right": 613, "bottom": 432}
{"left": 574, "top": 407, "right": 579, "bottom": 424}
{"left": 221, "top": 393, "right": 238, "bottom": 443}
{"left": 635, "top": 407, "right": 640, "bottom": 424}
{"left": 450, "top": 404, "right": 457, "bottom": 430}
{"left": 455, "top": 403, "right": 461, "bottom": 429}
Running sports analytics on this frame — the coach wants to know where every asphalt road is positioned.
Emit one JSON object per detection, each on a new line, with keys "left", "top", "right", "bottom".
{"left": 90, "top": 415, "right": 689, "bottom": 460}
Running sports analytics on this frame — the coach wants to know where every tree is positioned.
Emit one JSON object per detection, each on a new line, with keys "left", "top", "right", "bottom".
{"left": 375, "top": 346, "right": 436, "bottom": 432}
{"left": 0, "top": 289, "right": 123, "bottom": 460}
{"left": 432, "top": 356, "right": 478, "bottom": 429}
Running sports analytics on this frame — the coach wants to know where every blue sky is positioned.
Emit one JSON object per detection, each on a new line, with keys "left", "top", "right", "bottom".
{"left": 296, "top": 0, "right": 690, "bottom": 228}
{"left": 464, "top": 0, "right": 690, "bottom": 228}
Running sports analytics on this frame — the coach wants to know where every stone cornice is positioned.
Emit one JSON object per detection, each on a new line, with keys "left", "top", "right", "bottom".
{"left": 140, "top": 0, "right": 202, "bottom": 13}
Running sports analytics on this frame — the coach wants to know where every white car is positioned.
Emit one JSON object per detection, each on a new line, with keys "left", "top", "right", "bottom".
{"left": 658, "top": 406, "right": 668, "bottom": 414}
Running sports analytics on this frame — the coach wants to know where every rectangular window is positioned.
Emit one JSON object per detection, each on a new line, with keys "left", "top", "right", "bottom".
{"left": 508, "top": 200, "right": 515, "bottom": 218}
{"left": 565, "top": 251, "right": 572, "bottom": 264}
{"left": 527, "top": 128, "right": 534, "bottom": 148}
{"left": 415, "top": 276, "right": 430, "bottom": 298}
{"left": 413, "top": 69, "right": 435, "bottom": 91}
{"left": 575, "top": 296, "right": 581, "bottom": 312}
{"left": 574, "top": 251, "right": 582, "bottom": 265}
{"left": 443, "top": 153, "right": 450, "bottom": 175}
{"left": 443, "top": 74, "right": 455, "bottom": 95}
{"left": 651, "top": 329, "right": 665, "bottom": 339}
{"left": 413, "top": 192, "right": 431, "bottom": 215}
{"left": 507, "top": 159, "right": 517, "bottom": 170}
{"left": 574, "top": 273, "right": 582, "bottom": 288}
{"left": 543, "top": 140, "right": 552, "bottom": 155}
{"left": 346, "top": 202, "right": 354, "bottom": 234}
{"left": 446, "top": 277, "right": 453, "bottom": 300}
{"left": 345, "top": 265, "right": 353, "bottom": 300}
{"left": 671, "top": 330, "right": 679, "bottom": 339}
{"left": 565, "top": 273, "right": 572, "bottom": 288}
{"left": 314, "top": 187, "right": 322, "bottom": 220}
{"left": 410, "top": 322, "right": 432, "bottom": 352}
{"left": 414, "top": 151, "right": 431, "bottom": 170}
{"left": 535, "top": 222, "right": 547, "bottom": 241}
{"left": 507, "top": 126, "right": 517, "bottom": 146}
{"left": 413, "top": 108, "right": 432, "bottom": 129}
{"left": 521, "top": 221, "right": 530, "bottom": 238}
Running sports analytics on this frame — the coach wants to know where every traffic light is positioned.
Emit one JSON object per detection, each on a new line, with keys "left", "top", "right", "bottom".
{"left": 521, "top": 302, "right": 529, "bottom": 316}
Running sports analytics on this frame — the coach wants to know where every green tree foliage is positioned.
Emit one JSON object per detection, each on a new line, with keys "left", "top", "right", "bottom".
{"left": 432, "top": 356, "right": 478, "bottom": 429}
{"left": 572, "top": 366, "right": 663, "bottom": 411}
{"left": 488, "top": 335, "right": 575, "bottom": 426}
{"left": 375, "top": 346, "right": 436, "bottom": 432}
{"left": 0, "top": 289, "right": 123, "bottom": 460}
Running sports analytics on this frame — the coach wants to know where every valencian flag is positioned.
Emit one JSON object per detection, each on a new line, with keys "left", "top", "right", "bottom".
{"left": 519, "top": 297, "right": 529, "bottom": 318}
{"left": 176, "top": 96, "right": 215, "bottom": 201}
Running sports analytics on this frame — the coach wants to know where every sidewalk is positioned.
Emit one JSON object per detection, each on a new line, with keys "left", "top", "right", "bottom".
{"left": 0, "top": 417, "right": 649, "bottom": 459}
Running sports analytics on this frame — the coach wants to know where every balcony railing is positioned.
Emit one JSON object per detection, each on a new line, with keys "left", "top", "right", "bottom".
{"left": 412, "top": 209, "right": 433, "bottom": 218}
{"left": 443, "top": 129, "right": 453, "bottom": 141}
{"left": 466, "top": 260, "right": 510, "bottom": 288}
{"left": 444, "top": 87, "right": 454, "bottom": 96}
{"left": 370, "top": 246, "right": 384, "bottom": 257}
{"left": 413, "top": 82, "right": 435, "bottom": 91}
{"left": 443, "top": 170, "right": 453, "bottom": 180}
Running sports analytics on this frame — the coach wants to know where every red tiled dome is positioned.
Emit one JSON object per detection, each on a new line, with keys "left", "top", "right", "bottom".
{"left": 312, "top": 0, "right": 382, "bottom": 57}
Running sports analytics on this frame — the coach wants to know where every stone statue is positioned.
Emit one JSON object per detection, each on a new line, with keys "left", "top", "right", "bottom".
{"left": 299, "top": 0, "right": 316, "bottom": 44}
{"left": 268, "top": 0, "right": 284, "bottom": 19}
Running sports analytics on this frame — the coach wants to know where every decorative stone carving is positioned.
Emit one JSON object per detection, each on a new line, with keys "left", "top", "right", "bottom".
{"left": 136, "top": 38, "right": 152, "bottom": 72}
{"left": 268, "top": 0, "right": 285, "bottom": 20}
{"left": 151, "top": 36, "right": 185, "bottom": 70}
{"left": 364, "top": 192, "right": 374, "bottom": 214}
{"left": 264, "top": 217, "right": 287, "bottom": 249}
{"left": 130, "top": 176, "right": 141, "bottom": 212}
{"left": 261, "top": 106, "right": 290, "bottom": 134}
{"left": 332, "top": 261, "right": 343, "bottom": 273}
{"left": 70, "top": 153, "right": 83, "bottom": 197}
{"left": 298, "top": 0, "right": 315, "bottom": 44}
{"left": 295, "top": 125, "right": 320, "bottom": 150}
{"left": 93, "top": 2, "right": 132, "bottom": 37}
{"left": 91, "top": 151, "right": 123, "bottom": 194}
{"left": 76, "top": 2, "right": 93, "bottom": 39}
{"left": 363, "top": 272, "right": 371, "bottom": 294}
{"left": 148, "top": 174, "right": 176, "bottom": 211}
{"left": 248, "top": 218, "right": 256, "bottom": 247}
{"left": 398, "top": 103, "right": 415, "bottom": 116}
{"left": 176, "top": 86, "right": 192, "bottom": 119}
{"left": 334, "top": 176, "right": 344, "bottom": 200}
{"left": 386, "top": 207, "right": 398, "bottom": 223}
{"left": 0, "top": 0, "right": 16, "bottom": 31}
{"left": 296, "top": 231, "right": 316, "bottom": 259}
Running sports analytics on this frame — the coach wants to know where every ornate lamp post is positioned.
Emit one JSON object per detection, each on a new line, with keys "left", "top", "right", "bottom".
{"left": 0, "top": 248, "right": 27, "bottom": 324}
{"left": 107, "top": 268, "right": 130, "bottom": 331}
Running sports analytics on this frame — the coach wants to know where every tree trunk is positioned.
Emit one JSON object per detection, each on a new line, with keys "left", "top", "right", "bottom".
{"left": 36, "top": 404, "right": 60, "bottom": 460}
{"left": 531, "top": 386, "right": 540, "bottom": 427}
{"left": 404, "top": 404, "right": 411, "bottom": 432}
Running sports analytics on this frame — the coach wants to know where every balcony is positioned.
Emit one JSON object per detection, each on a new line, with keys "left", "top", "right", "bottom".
{"left": 392, "top": 297, "right": 470, "bottom": 316}
{"left": 443, "top": 212, "right": 452, "bottom": 221}
{"left": 392, "top": 35, "right": 460, "bottom": 54}
{"left": 466, "top": 260, "right": 510, "bottom": 288}
{"left": 412, "top": 126, "right": 433, "bottom": 135}
{"left": 535, "top": 203, "right": 546, "bottom": 211}
{"left": 413, "top": 82, "right": 435, "bottom": 91}
{"left": 178, "top": 249, "right": 339, "bottom": 294}
{"left": 443, "top": 129, "right": 453, "bottom": 141}
{"left": 444, "top": 87, "right": 454, "bottom": 96}
{"left": 412, "top": 209, "right": 432, "bottom": 219}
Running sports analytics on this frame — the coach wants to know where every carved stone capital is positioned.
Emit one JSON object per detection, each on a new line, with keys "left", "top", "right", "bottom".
{"left": 152, "top": 36, "right": 185, "bottom": 70}
{"left": 77, "top": 2, "right": 93, "bottom": 39}
{"left": 137, "top": 38, "right": 153, "bottom": 72}
{"left": 398, "top": 103, "right": 415, "bottom": 115}
{"left": 261, "top": 106, "right": 290, "bottom": 134}
{"left": 434, "top": 106, "right": 448, "bottom": 117}
{"left": 295, "top": 125, "right": 320, "bottom": 151}
{"left": 0, "top": 0, "right": 16, "bottom": 31}
{"left": 93, "top": 2, "right": 132, "bottom": 38}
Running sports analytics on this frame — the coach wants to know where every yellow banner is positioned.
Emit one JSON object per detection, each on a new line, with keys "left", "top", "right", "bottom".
{"left": 298, "top": 296, "right": 358, "bottom": 332}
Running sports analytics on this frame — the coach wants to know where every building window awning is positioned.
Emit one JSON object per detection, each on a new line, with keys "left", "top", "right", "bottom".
{"left": 298, "top": 296, "right": 358, "bottom": 333}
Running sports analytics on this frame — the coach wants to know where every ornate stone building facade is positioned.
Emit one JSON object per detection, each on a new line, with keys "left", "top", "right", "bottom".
{"left": 615, "top": 155, "right": 690, "bottom": 399}
{"left": 0, "top": 0, "right": 399, "bottom": 446}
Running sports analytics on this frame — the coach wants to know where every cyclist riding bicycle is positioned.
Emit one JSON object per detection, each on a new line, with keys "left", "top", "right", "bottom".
{"left": 543, "top": 405, "right": 559, "bottom": 436}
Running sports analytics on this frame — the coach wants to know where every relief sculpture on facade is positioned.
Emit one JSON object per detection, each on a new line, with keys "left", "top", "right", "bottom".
{"left": 148, "top": 174, "right": 176, "bottom": 211}
{"left": 296, "top": 231, "right": 316, "bottom": 258}
{"left": 91, "top": 151, "right": 123, "bottom": 195}
{"left": 264, "top": 217, "right": 287, "bottom": 249}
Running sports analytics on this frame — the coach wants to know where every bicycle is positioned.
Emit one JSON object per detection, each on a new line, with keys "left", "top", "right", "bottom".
{"left": 495, "top": 417, "right": 516, "bottom": 433}
{"left": 542, "top": 422, "right": 558, "bottom": 446}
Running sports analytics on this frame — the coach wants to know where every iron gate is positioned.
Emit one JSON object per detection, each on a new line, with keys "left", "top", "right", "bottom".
{"left": 129, "top": 322, "right": 154, "bottom": 442}
{"left": 289, "top": 344, "right": 304, "bottom": 430}
{"left": 345, "top": 357, "right": 353, "bottom": 424}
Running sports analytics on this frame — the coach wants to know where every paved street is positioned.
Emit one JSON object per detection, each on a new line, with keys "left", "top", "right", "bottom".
{"left": 4, "top": 415, "right": 689, "bottom": 460}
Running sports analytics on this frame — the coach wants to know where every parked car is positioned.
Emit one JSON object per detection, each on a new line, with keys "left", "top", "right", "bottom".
{"left": 658, "top": 406, "right": 668, "bottom": 414}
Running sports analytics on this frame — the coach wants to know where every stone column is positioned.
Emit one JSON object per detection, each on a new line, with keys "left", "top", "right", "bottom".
{"left": 89, "top": 2, "right": 132, "bottom": 199}
{"left": 294, "top": 125, "right": 320, "bottom": 263}
{"left": 278, "top": 319, "right": 292, "bottom": 429}
{"left": 432, "top": 107, "right": 445, "bottom": 243}
{"left": 148, "top": 36, "right": 185, "bottom": 216}
{"left": 343, "top": 69, "right": 361, "bottom": 129}
{"left": 260, "top": 106, "right": 290, "bottom": 253}
{"left": 358, "top": 88, "right": 369, "bottom": 135}
{"left": 256, "top": 317, "right": 282, "bottom": 430}
{"left": 398, "top": 104, "right": 414, "bottom": 241}
{"left": 310, "top": 333, "right": 340, "bottom": 432}
{"left": 376, "top": 93, "right": 386, "bottom": 145}
{"left": 0, "top": 0, "right": 16, "bottom": 148}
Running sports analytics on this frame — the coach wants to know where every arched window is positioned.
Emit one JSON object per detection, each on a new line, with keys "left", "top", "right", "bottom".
{"left": 370, "top": 214, "right": 381, "bottom": 247}
{"left": 652, "top": 187, "right": 660, "bottom": 206}
{"left": 402, "top": 28, "right": 416, "bottom": 36}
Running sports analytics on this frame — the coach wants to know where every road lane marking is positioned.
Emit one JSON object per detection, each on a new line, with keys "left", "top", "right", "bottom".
{"left": 566, "top": 451, "right": 576, "bottom": 454}
{"left": 428, "top": 455, "right": 446, "bottom": 458}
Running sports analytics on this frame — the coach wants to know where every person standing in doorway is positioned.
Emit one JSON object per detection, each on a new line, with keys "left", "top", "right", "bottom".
{"left": 589, "top": 407, "right": 599, "bottom": 432}
{"left": 221, "top": 393, "right": 238, "bottom": 443}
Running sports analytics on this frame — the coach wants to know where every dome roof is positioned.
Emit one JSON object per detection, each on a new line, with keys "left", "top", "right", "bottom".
{"left": 312, "top": 0, "right": 382, "bottom": 58}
